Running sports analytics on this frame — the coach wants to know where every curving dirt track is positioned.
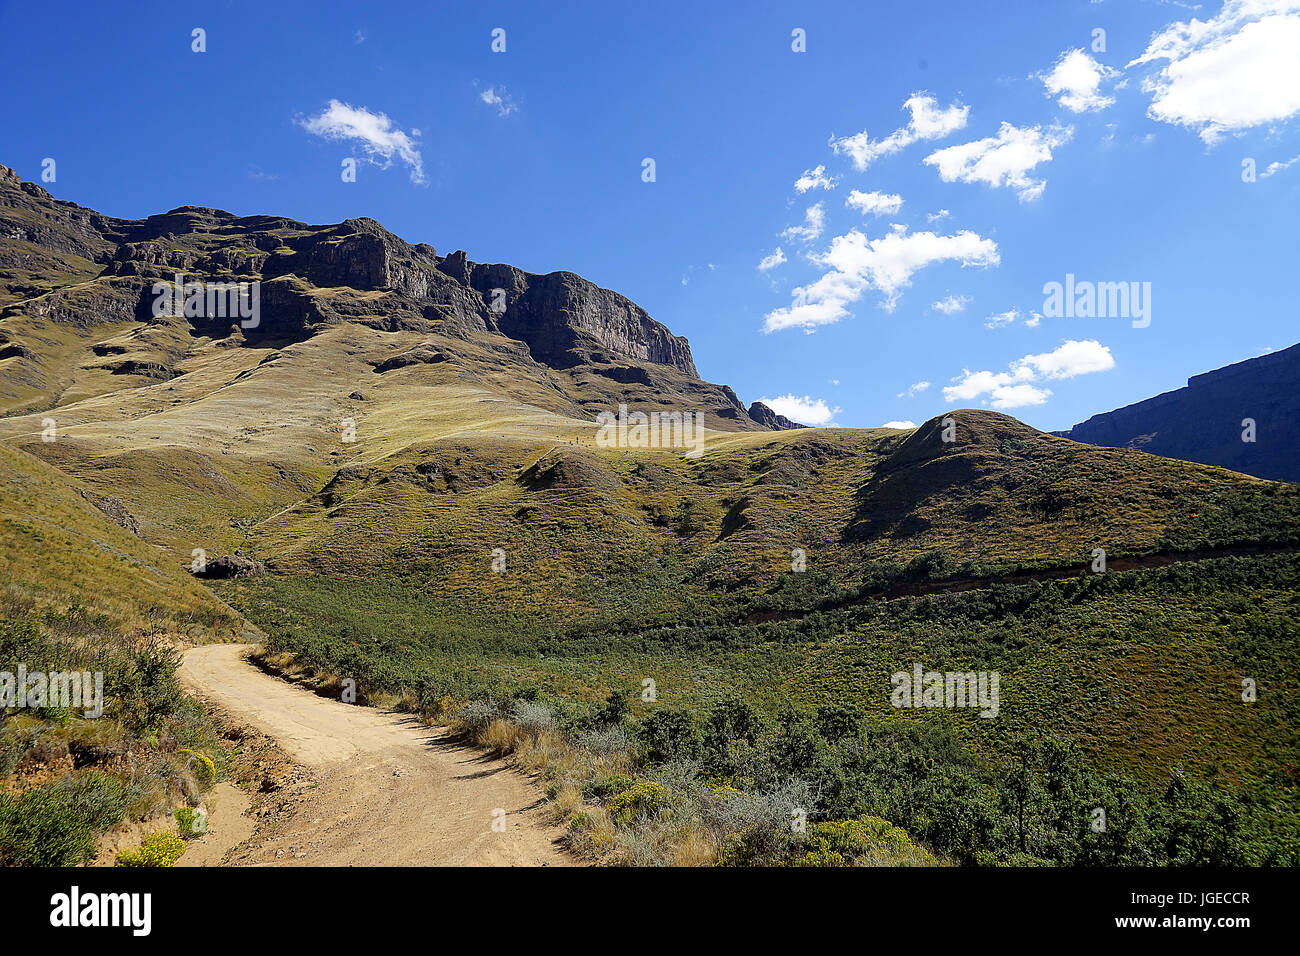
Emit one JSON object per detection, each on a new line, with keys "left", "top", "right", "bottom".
{"left": 180, "top": 644, "right": 573, "bottom": 867}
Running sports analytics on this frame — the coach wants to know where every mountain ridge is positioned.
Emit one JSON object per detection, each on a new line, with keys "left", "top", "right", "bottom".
{"left": 0, "top": 162, "right": 800, "bottom": 428}
{"left": 1054, "top": 342, "right": 1300, "bottom": 482}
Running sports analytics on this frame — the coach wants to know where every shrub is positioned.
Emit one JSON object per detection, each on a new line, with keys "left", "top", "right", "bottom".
{"left": 52, "top": 771, "right": 134, "bottom": 832}
{"left": 117, "top": 831, "right": 185, "bottom": 867}
{"left": 174, "top": 807, "right": 205, "bottom": 839}
{"left": 455, "top": 699, "right": 499, "bottom": 737}
{"left": 177, "top": 749, "right": 216, "bottom": 789}
{"left": 794, "top": 816, "right": 937, "bottom": 867}
{"left": 118, "top": 640, "right": 183, "bottom": 734}
{"left": 0, "top": 786, "right": 97, "bottom": 866}
{"left": 606, "top": 781, "right": 669, "bottom": 825}
{"left": 576, "top": 724, "right": 631, "bottom": 755}
{"left": 638, "top": 709, "right": 700, "bottom": 763}
{"left": 510, "top": 699, "right": 555, "bottom": 734}
{"left": 588, "top": 772, "right": 637, "bottom": 799}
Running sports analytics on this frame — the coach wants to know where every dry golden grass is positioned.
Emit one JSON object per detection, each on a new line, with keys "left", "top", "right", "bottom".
{"left": 670, "top": 824, "right": 720, "bottom": 867}
{"left": 480, "top": 718, "right": 529, "bottom": 755}
{"left": 549, "top": 785, "right": 584, "bottom": 822}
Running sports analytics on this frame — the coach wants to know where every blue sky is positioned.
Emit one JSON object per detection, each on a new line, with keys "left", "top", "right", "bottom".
{"left": 2, "top": 0, "right": 1298, "bottom": 429}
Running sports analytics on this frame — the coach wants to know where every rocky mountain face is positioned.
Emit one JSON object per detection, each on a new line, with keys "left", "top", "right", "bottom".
{"left": 746, "top": 401, "right": 805, "bottom": 430}
{"left": 1055, "top": 342, "right": 1300, "bottom": 482}
{"left": 0, "top": 163, "right": 783, "bottom": 425}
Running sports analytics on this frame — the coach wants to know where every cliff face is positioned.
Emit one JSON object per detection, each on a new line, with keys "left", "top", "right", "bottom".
{"left": 746, "top": 401, "right": 806, "bottom": 430}
{"left": 0, "top": 164, "right": 699, "bottom": 378}
{"left": 1055, "top": 343, "right": 1300, "bottom": 482}
{"left": 468, "top": 263, "right": 697, "bottom": 374}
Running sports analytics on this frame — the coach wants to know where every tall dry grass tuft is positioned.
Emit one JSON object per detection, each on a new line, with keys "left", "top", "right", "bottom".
{"left": 671, "top": 824, "right": 719, "bottom": 867}
{"left": 480, "top": 718, "right": 528, "bottom": 755}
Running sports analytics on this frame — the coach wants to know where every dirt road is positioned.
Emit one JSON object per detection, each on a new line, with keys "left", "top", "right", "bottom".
{"left": 179, "top": 644, "right": 572, "bottom": 866}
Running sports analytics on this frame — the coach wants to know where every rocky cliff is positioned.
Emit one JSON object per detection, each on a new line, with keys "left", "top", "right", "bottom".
{"left": 0, "top": 163, "right": 701, "bottom": 379}
{"left": 1055, "top": 342, "right": 1300, "bottom": 482}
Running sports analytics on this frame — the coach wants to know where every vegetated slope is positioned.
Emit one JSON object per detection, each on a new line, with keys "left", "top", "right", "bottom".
{"left": 0, "top": 439, "right": 247, "bottom": 866}
{"left": 0, "top": 441, "right": 239, "bottom": 633}
{"left": 3, "top": 165, "right": 1298, "bottom": 865}
{"left": 1055, "top": 341, "right": 1300, "bottom": 482}
{"left": 0, "top": 159, "right": 783, "bottom": 563}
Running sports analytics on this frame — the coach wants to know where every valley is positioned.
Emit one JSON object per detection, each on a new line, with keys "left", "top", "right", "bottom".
{"left": 0, "top": 163, "right": 1297, "bottom": 867}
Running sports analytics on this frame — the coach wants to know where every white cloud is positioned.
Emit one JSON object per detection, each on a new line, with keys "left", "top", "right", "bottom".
{"left": 781, "top": 203, "right": 826, "bottom": 242}
{"left": 795, "top": 164, "right": 838, "bottom": 192}
{"left": 756, "top": 394, "right": 841, "bottom": 426}
{"left": 1129, "top": 0, "right": 1300, "bottom": 144}
{"left": 932, "top": 293, "right": 972, "bottom": 314}
{"left": 1262, "top": 152, "right": 1300, "bottom": 176}
{"left": 1040, "top": 49, "right": 1122, "bottom": 112}
{"left": 1025, "top": 311, "right": 1042, "bottom": 328}
{"left": 926, "top": 209, "right": 951, "bottom": 223}
{"left": 299, "top": 99, "right": 426, "bottom": 184}
{"left": 354, "top": 29, "right": 366, "bottom": 44}
{"left": 924, "top": 122, "right": 1073, "bottom": 201}
{"left": 763, "top": 228, "right": 999, "bottom": 332}
{"left": 897, "top": 381, "right": 931, "bottom": 398}
{"left": 479, "top": 86, "right": 518, "bottom": 117}
{"left": 942, "top": 339, "right": 1115, "bottom": 408}
{"left": 1021, "top": 339, "right": 1116, "bottom": 379}
{"left": 757, "top": 247, "right": 787, "bottom": 271}
{"left": 845, "top": 189, "right": 904, "bottom": 216}
{"left": 830, "top": 94, "right": 969, "bottom": 171}
{"left": 984, "top": 309, "right": 1021, "bottom": 329}
{"left": 881, "top": 420, "right": 918, "bottom": 429}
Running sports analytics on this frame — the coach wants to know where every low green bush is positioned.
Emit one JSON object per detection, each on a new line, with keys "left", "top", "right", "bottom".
{"left": 0, "top": 786, "right": 97, "bottom": 866}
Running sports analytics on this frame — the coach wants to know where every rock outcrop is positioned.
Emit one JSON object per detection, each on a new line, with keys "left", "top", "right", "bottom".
{"left": 747, "top": 401, "right": 806, "bottom": 430}
{"left": 191, "top": 553, "right": 266, "bottom": 579}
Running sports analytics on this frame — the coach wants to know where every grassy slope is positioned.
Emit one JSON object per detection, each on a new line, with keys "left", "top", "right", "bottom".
{"left": 0, "top": 441, "right": 240, "bottom": 633}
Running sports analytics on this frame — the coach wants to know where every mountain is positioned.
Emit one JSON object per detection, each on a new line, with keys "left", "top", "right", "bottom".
{"left": 1054, "top": 343, "right": 1300, "bottom": 482}
{"left": 0, "top": 162, "right": 781, "bottom": 428}
{"left": 2, "top": 165, "right": 1298, "bottom": 867}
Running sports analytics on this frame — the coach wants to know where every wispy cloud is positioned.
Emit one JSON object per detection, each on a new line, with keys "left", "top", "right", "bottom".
{"left": 1263, "top": 153, "right": 1300, "bottom": 177}
{"left": 299, "top": 99, "right": 426, "bottom": 184}
{"left": 932, "top": 294, "right": 972, "bottom": 314}
{"left": 763, "top": 227, "right": 999, "bottom": 333}
{"left": 794, "top": 164, "right": 838, "bottom": 193}
{"left": 781, "top": 203, "right": 827, "bottom": 243}
{"left": 897, "top": 381, "right": 931, "bottom": 399}
{"left": 479, "top": 86, "right": 518, "bottom": 117}
{"left": 757, "top": 247, "right": 787, "bottom": 271}
{"left": 845, "top": 189, "right": 904, "bottom": 217}
{"left": 831, "top": 94, "right": 970, "bottom": 170}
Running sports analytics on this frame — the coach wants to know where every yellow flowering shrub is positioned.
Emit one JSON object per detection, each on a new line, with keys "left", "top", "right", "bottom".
{"left": 605, "top": 781, "right": 667, "bottom": 824}
{"left": 117, "top": 832, "right": 185, "bottom": 867}
{"left": 794, "top": 816, "right": 937, "bottom": 867}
